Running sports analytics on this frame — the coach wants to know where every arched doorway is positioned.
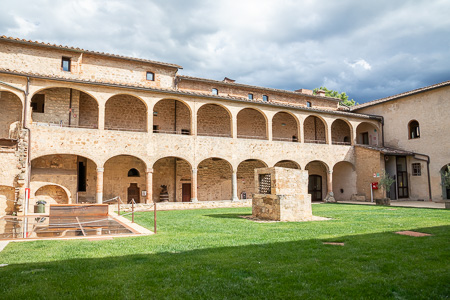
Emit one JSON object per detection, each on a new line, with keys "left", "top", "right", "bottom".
{"left": 356, "top": 122, "right": 380, "bottom": 146}
{"left": 105, "top": 94, "right": 147, "bottom": 132}
{"left": 197, "top": 104, "right": 231, "bottom": 137}
{"left": 153, "top": 99, "right": 191, "bottom": 135}
{"left": 35, "top": 185, "right": 69, "bottom": 205}
{"left": 333, "top": 161, "right": 356, "bottom": 201}
{"left": 237, "top": 159, "right": 268, "bottom": 199}
{"left": 305, "top": 160, "right": 329, "bottom": 201}
{"left": 198, "top": 158, "right": 233, "bottom": 201}
{"left": 30, "top": 88, "right": 98, "bottom": 129}
{"left": 104, "top": 155, "right": 147, "bottom": 203}
{"left": 0, "top": 91, "right": 22, "bottom": 138}
{"left": 272, "top": 112, "right": 299, "bottom": 142}
{"left": 152, "top": 157, "right": 192, "bottom": 202}
{"left": 304, "top": 116, "right": 327, "bottom": 144}
{"left": 237, "top": 108, "right": 267, "bottom": 140}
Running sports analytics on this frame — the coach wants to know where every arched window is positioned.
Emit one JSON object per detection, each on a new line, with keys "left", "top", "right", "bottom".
{"left": 212, "top": 88, "right": 218, "bottom": 95}
{"left": 127, "top": 168, "right": 140, "bottom": 177}
{"left": 409, "top": 120, "right": 420, "bottom": 139}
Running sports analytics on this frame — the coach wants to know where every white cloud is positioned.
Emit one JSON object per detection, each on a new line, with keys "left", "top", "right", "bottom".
{"left": 348, "top": 59, "right": 372, "bottom": 71}
{"left": 7, "top": 16, "right": 37, "bottom": 36}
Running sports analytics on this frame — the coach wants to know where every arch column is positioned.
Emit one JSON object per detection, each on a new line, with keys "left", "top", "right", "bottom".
{"left": 324, "top": 170, "right": 336, "bottom": 202}
{"left": 267, "top": 118, "right": 272, "bottom": 141}
{"left": 98, "top": 103, "right": 105, "bottom": 130}
{"left": 232, "top": 113, "right": 238, "bottom": 139}
{"left": 191, "top": 168, "right": 198, "bottom": 202}
{"left": 327, "top": 120, "right": 333, "bottom": 145}
{"left": 232, "top": 169, "right": 239, "bottom": 201}
{"left": 299, "top": 116, "right": 304, "bottom": 143}
{"left": 147, "top": 109, "right": 153, "bottom": 134}
{"left": 146, "top": 168, "right": 153, "bottom": 204}
{"left": 96, "top": 167, "right": 104, "bottom": 203}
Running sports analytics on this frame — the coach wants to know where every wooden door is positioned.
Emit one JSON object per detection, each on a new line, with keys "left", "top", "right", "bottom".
{"left": 127, "top": 183, "right": 140, "bottom": 203}
{"left": 182, "top": 183, "right": 191, "bottom": 202}
{"left": 308, "top": 175, "right": 322, "bottom": 201}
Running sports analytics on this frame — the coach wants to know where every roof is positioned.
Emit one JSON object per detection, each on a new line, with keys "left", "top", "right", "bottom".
{"left": 0, "top": 36, "right": 182, "bottom": 69}
{"left": 356, "top": 145, "right": 414, "bottom": 156}
{"left": 352, "top": 80, "right": 450, "bottom": 111}
{"left": 0, "top": 68, "right": 378, "bottom": 120}
{"left": 178, "top": 75, "right": 341, "bottom": 102}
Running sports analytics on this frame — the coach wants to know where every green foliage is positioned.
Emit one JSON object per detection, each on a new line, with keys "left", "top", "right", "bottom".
{"left": 313, "top": 86, "right": 357, "bottom": 106}
{"left": 379, "top": 170, "right": 396, "bottom": 193}
{"left": 442, "top": 165, "right": 450, "bottom": 188}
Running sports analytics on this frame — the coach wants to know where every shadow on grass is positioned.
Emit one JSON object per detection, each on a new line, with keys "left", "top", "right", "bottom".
{"left": 0, "top": 225, "right": 448, "bottom": 299}
{"left": 204, "top": 213, "right": 249, "bottom": 219}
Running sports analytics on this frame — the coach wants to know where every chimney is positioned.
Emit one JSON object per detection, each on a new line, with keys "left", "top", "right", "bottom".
{"left": 223, "top": 77, "right": 235, "bottom": 83}
{"left": 316, "top": 90, "right": 326, "bottom": 97}
{"left": 295, "top": 89, "right": 313, "bottom": 95}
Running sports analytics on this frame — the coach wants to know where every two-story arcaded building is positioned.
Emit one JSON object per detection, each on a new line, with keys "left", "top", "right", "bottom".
{"left": 0, "top": 36, "right": 447, "bottom": 215}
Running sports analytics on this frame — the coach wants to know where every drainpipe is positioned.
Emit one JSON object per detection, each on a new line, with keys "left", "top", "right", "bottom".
{"left": 413, "top": 153, "right": 432, "bottom": 201}
{"left": 380, "top": 116, "right": 385, "bottom": 147}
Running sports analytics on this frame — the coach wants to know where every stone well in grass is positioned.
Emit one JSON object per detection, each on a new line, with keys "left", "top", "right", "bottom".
{"left": 252, "top": 167, "right": 312, "bottom": 221}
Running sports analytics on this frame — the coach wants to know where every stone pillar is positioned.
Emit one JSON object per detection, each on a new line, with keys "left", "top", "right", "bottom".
{"left": 267, "top": 118, "right": 272, "bottom": 141}
{"left": 98, "top": 103, "right": 105, "bottom": 130}
{"left": 299, "top": 117, "right": 305, "bottom": 143}
{"left": 146, "top": 168, "right": 153, "bottom": 204}
{"left": 147, "top": 108, "right": 153, "bottom": 134}
{"left": 191, "top": 168, "right": 198, "bottom": 202}
{"left": 327, "top": 120, "right": 333, "bottom": 145}
{"left": 232, "top": 170, "right": 239, "bottom": 201}
{"left": 232, "top": 113, "right": 238, "bottom": 139}
{"left": 324, "top": 170, "right": 336, "bottom": 202}
{"left": 96, "top": 167, "right": 104, "bottom": 204}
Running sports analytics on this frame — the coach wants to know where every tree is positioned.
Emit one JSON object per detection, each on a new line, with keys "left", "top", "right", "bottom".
{"left": 313, "top": 86, "right": 357, "bottom": 107}
{"left": 379, "top": 170, "right": 395, "bottom": 197}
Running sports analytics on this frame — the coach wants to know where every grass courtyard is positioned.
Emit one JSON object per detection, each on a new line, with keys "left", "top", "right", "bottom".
{"left": 0, "top": 204, "right": 449, "bottom": 299}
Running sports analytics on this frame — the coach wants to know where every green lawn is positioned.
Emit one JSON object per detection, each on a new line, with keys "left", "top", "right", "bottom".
{"left": 0, "top": 204, "right": 449, "bottom": 299}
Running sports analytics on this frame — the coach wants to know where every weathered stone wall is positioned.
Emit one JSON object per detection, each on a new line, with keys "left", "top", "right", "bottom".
{"left": 354, "top": 146, "right": 383, "bottom": 200}
{"left": 197, "top": 104, "right": 231, "bottom": 136}
{"left": 31, "top": 88, "right": 80, "bottom": 126}
{"left": 0, "top": 186, "right": 15, "bottom": 215}
{"left": 153, "top": 99, "right": 191, "bottom": 133}
{"left": 198, "top": 158, "right": 232, "bottom": 201}
{"left": 237, "top": 160, "right": 267, "bottom": 199}
{"left": 105, "top": 94, "right": 147, "bottom": 132}
{"left": 237, "top": 108, "right": 267, "bottom": 138}
{"left": 331, "top": 119, "right": 351, "bottom": 143}
{"left": 304, "top": 116, "right": 326, "bottom": 142}
{"left": 272, "top": 112, "right": 298, "bottom": 141}
{"left": 333, "top": 161, "right": 357, "bottom": 201}
{"left": 274, "top": 160, "right": 299, "bottom": 169}
{"left": 252, "top": 167, "right": 312, "bottom": 221}
{"left": 0, "top": 91, "right": 22, "bottom": 138}
{"left": 35, "top": 185, "right": 69, "bottom": 205}
{"left": 79, "top": 92, "right": 99, "bottom": 128}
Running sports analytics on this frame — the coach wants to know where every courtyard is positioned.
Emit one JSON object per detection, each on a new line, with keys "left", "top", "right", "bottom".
{"left": 0, "top": 204, "right": 448, "bottom": 299}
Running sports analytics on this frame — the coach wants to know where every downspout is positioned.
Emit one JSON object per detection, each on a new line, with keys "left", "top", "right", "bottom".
{"left": 413, "top": 153, "right": 432, "bottom": 201}
{"left": 23, "top": 77, "right": 31, "bottom": 215}
{"left": 380, "top": 116, "right": 385, "bottom": 147}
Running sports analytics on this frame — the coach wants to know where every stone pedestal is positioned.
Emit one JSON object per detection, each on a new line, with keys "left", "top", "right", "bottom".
{"left": 252, "top": 167, "right": 312, "bottom": 221}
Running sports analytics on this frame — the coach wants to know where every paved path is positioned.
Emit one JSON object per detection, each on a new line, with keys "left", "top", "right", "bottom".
{"left": 338, "top": 200, "right": 446, "bottom": 209}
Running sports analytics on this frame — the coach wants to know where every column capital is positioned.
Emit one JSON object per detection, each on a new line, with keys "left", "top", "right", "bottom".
{"left": 146, "top": 168, "right": 154, "bottom": 173}
{"left": 192, "top": 168, "right": 198, "bottom": 174}
{"left": 97, "top": 167, "right": 104, "bottom": 172}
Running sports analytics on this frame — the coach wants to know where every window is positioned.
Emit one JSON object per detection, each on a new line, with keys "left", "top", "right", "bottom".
{"left": 262, "top": 95, "right": 268, "bottom": 102}
{"left": 128, "top": 168, "right": 140, "bottom": 177}
{"left": 412, "top": 163, "right": 421, "bottom": 176}
{"left": 61, "top": 57, "right": 71, "bottom": 72}
{"left": 212, "top": 88, "right": 218, "bottom": 95}
{"left": 31, "top": 94, "right": 45, "bottom": 113}
{"left": 153, "top": 125, "right": 159, "bottom": 133}
{"left": 146, "top": 72, "right": 155, "bottom": 81}
{"left": 248, "top": 93, "right": 253, "bottom": 100}
{"left": 409, "top": 120, "right": 420, "bottom": 139}
{"left": 181, "top": 129, "right": 190, "bottom": 135}
{"left": 258, "top": 174, "right": 271, "bottom": 194}
{"left": 306, "top": 101, "right": 312, "bottom": 107}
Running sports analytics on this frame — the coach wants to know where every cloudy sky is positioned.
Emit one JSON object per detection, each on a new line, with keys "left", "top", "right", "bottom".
{"left": 1, "top": 0, "right": 449, "bottom": 103}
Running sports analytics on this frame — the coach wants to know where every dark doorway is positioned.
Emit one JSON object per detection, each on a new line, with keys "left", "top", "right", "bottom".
{"left": 308, "top": 175, "right": 322, "bottom": 201}
{"left": 362, "top": 132, "right": 369, "bottom": 145}
{"left": 77, "top": 161, "right": 87, "bottom": 192}
{"left": 396, "top": 156, "right": 409, "bottom": 198}
{"left": 182, "top": 183, "right": 191, "bottom": 202}
{"left": 127, "top": 183, "right": 140, "bottom": 203}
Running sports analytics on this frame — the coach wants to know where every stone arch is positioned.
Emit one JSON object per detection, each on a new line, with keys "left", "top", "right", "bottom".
{"left": 272, "top": 111, "right": 300, "bottom": 142}
{"left": 0, "top": 185, "right": 16, "bottom": 215}
{"left": 197, "top": 103, "right": 232, "bottom": 137}
{"left": 30, "top": 87, "right": 99, "bottom": 129}
{"left": 0, "top": 90, "right": 23, "bottom": 138}
{"left": 35, "top": 184, "right": 70, "bottom": 205}
{"left": 198, "top": 157, "right": 233, "bottom": 201}
{"left": 237, "top": 159, "right": 268, "bottom": 199}
{"left": 305, "top": 160, "right": 329, "bottom": 201}
{"left": 274, "top": 160, "right": 301, "bottom": 169}
{"left": 332, "top": 161, "right": 356, "bottom": 201}
{"left": 303, "top": 115, "right": 327, "bottom": 144}
{"left": 105, "top": 94, "right": 147, "bottom": 132}
{"left": 152, "top": 156, "right": 192, "bottom": 202}
{"left": 104, "top": 154, "right": 148, "bottom": 203}
{"left": 356, "top": 122, "right": 380, "bottom": 146}
{"left": 331, "top": 119, "right": 352, "bottom": 145}
{"left": 31, "top": 154, "right": 98, "bottom": 204}
{"left": 237, "top": 107, "right": 268, "bottom": 140}
{"left": 153, "top": 98, "right": 192, "bottom": 135}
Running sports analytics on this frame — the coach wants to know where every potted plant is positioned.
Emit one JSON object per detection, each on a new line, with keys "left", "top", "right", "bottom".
{"left": 376, "top": 170, "right": 395, "bottom": 206}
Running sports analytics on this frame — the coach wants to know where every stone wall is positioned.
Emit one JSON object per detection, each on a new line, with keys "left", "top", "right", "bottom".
{"left": 153, "top": 99, "right": 191, "bottom": 134}
{"left": 355, "top": 146, "right": 383, "bottom": 200}
{"left": 0, "top": 186, "right": 15, "bottom": 215}
{"left": 198, "top": 158, "right": 232, "bottom": 201}
{"left": 331, "top": 119, "right": 351, "bottom": 143}
{"left": 272, "top": 112, "right": 298, "bottom": 141}
{"left": 304, "top": 116, "right": 326, "bottom": 142}
{"left": 333, "top": 161, "right": 357, "bottom": 201}
{"left": 237, "top": 160, "right": 267, "bottom": 199}
{"left": 355, "top": 122, "right": 379, "bottom": 146}
{"left": 105, "top": 94, "right": 147, "bottom": 132}
{"left": 0, "top": 91, "right": 22, "bottom": 138}
{"left": 31, "top": 88, "right": 80, "bottom": 126}
{"left": 79, "top": 92, "right": 99, "bottom": 128}
{"left": 35, "top": 185, "right": 69, "bottom": 205}
{"left": 197, "top": 104, "right": 231, "bottom": 136}
{"left": 237, "top": 108, "right": 267, "bottom": 139}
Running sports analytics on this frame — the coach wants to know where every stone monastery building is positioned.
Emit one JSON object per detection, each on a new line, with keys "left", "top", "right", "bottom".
{"left": 0, "top": 36, "right": 449, "bottom": 215}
